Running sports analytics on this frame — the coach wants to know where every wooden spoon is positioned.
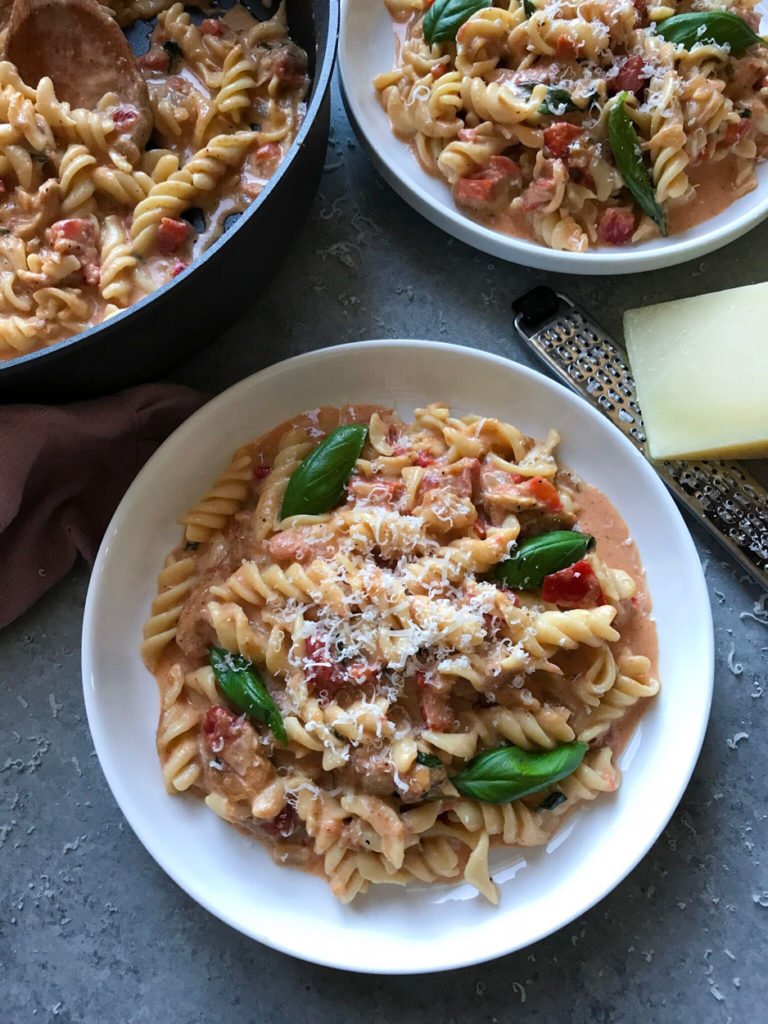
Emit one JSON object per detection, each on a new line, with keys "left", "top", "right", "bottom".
{"left": 0, "top": 0, "right": 12, "bottom": 32}
{"left": 5, "top": 0, "right": 152, "bottom": 152}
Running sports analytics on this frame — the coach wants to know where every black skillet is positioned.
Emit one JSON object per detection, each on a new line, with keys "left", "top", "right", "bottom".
{"left": 0, "top": 0, "right": 338, "bottom": 401}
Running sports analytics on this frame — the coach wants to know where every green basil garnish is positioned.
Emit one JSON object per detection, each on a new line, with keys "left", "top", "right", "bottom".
{"left": 423, "top": 0, "right": 491, "bottom": 46}
{"left": 520, "top": 83, "right": 598, "bottom": 116}
{"left": 537, "top": 789, "right": 567, "bottom": 811}
{"left": 492, "top": 530, "right": 595, "bottom": 590}
{"left": 522, "top": 0, "right": 536, "bottom": 15}
{"left": 451, "top": 742, "right": 588, "bottom": 804}
{"left": 416, "top": 751, "right": 443, "bottom": 768}
{"left": 280, "top": 423, "right": 367, "bottom": 519}
{"left": 655, "top": 12, "right": 763, "bottom": 55}
{"left": 608, "top": 92, "right": 666, "bottom": 236}
{"left": 210, "top": 647, "right": 286, "bottom": 744}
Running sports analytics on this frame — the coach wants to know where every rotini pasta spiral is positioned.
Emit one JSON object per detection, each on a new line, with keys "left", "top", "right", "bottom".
{"left": 143, "top": 403, "right": 659, "bottom": 904}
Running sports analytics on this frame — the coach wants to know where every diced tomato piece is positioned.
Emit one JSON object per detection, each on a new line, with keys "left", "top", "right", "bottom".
{"left": 256, "top": 144, "right": 282, "bottom": 167}
{"left": 157, "top": 217, "right": 188, "bottom": 255}
{"left": 520, "top": 177, "right": 557, "bottom": 212}
{"left": 345, "top": 660, "right": 382, "bottom": 687}
{"left": 262, "top": 804, "right": 296, "bottom": 838}
{"left": 416, "top": 449, "right": 436, "bottom": 467}
{"left": 203, "top": 705, "right": 242, "bottom": 754}
{"left": 456, "top": 177, "right": 495, "bottom": 203}
{"left": 304, "top": 635, "right": 340, "bottom": 694}
{"left": 599, "top": 207, "right": 635, "bottom": 245}
{"left": 473, "top": 516, "right": 487, "bottom": 539}
{"left": 200, "top": 17, "right": 224, "bottom": 35}
{"left": 632, "top": 0, "right": 647, "bottom": 17}
{"left": 609, "top": 55, "right": 647, "bottom": 96}
{"left": 725, "top": 119, "right": 750, "bottom": 145}
{"left": 50, "top": 218, "right": 95, "bottom": 244}
{"left": 168, "top": 75, "right": 191, "bottom": 95}
{"left": 544, "top": 122, "right": 582, "bottom": 160}
{"left": 271, "top": 49, "right": 307, "bottom": 88}
{"left": 479, "top": 155, "right": 523, "bottom": 183}
{"left": 431, "top": 61, "right": 449, "bottom": 79}
{"left": 527, "top": 476, "right": 562, "bottom": 512}
{"left": 416, "top": 672, "right": 454, "bottom": 732}
{"left": 171, "top": 259, "right": 188, "bottom": 277}
{"left": 541, "top": 560, "right": 606, "bottom": 608}
{"left": 305, "top": 635, "right": 378, "bottom": 701}
{"left": 138, "top": 46, "right": 170, "bottom": 72}
{"left": 253, "top": 465, "right": 272, "bottom": 481}
{"left": 555, "top": 36, "right": 578, "bottom": 60}
{"left": 112, "top": 105, "right": 139, "bottom": 128}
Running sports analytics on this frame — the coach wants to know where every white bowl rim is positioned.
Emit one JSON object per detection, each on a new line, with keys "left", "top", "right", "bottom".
{"left": 337, "top": 0, "right": 768, "bottom": 275}
{"left": 81, "top": 339, "right": 714, "bottom": 973}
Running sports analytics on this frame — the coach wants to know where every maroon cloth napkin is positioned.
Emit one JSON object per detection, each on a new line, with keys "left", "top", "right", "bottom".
{"left": 0, "top": 383, "right": 206, "bottom": 629}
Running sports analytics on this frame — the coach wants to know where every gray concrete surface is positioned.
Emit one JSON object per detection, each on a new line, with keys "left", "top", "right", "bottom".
{"left": 2, "top": 80, "right": 767, "bottom": 1023}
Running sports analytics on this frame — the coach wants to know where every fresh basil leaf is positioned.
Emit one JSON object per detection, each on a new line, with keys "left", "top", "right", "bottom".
{"left": 521, "top": 83, "right": 575, "bottom": 115}
{"left": 416, "top": 751, "right": 443, "bottom": 768}
{"left": 423, "top": 0, "right": 492, "bottom": 46}
{"left": 280, "top": 423, "right": 367, "bottom": 519}
{"left": 451, "top": 742, "right": 588, "bottom": 804}
{"left": 740, "top": 108, "right": 752, "bottom": 118}
{"left": 183, "top": 540, "right": 200, "bottom": 551}
{"left": 537, "top": 789, "right": 567, "bottom": 811}
{"left": 522, "top": 0, "right": 536, "bottom": 15}
{"left": 492, "top": 530, "right": 595, "bottom": 590}
{"left": 210, "top": 646, "right": 286, "bottom": 744}
{"left": 608, "top": 91, "right": 666, "bottom": 235}
{"left": 655, "top": 11, "right": 763, "bottom": 55}
{"left": 521, "top": 82, "right": 599, "bottom": 115}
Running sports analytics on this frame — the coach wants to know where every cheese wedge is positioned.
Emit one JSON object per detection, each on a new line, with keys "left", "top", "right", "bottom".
{"left": 624, "top": 283, "right": 768, "bottom": 460}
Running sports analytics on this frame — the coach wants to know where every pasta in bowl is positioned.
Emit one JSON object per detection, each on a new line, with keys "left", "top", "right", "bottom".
{"left": 339, "top": 0, "right": 768, "bottom": 270}
{"left": 141, "top": 401, "right": 660, "bottom": 904}
{"left": 82, "top": 341, "right": 712, "bottom": 969}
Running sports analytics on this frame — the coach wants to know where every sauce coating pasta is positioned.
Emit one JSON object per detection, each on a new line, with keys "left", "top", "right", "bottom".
{"left": 0, "top": 0, "right": 309, "bottom": 360}
{"left": 142, "top": 403, "right": 660, "bottom": 904}
{"left": 374, "top": 0, "right": 768, "bottom": 251}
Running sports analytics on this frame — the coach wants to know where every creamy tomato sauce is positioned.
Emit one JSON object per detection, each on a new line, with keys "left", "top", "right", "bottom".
{"left": 146, "top": 405, "right": 660, "bottom": 900}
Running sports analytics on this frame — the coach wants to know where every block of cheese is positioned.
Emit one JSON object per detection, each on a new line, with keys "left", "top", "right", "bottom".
{"left": 624, "top": 282, "right": 768, "bottom": 460}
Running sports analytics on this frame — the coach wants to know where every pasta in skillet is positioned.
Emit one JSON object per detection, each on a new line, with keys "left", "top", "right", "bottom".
{"left": 0, "top": 0, "right": 309, "bottom": 360}
{"left": 142, "top": 403, "right": 660, "bottom": 904}
{"left": 374, "top": 0, "right": 768, "bottom": 251}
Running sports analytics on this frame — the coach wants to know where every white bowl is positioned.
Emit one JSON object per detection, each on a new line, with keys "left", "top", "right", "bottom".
{"left": 82, "top": 341, "right": 713, "bottom": 973}
{"left": 338, "top": 0, "right": 768, "bottom": 274}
